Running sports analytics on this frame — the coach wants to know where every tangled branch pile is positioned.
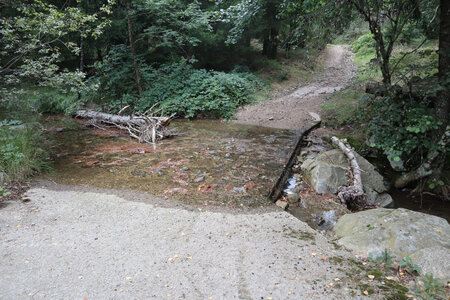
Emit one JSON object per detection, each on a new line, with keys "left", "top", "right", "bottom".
{"left": 75, "top": 108, "right": 176, "bottom": 143}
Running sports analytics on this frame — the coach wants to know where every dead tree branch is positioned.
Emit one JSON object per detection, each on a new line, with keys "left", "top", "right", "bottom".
{"left": 75, "top": 109, "right": 176, "bottom": 144}
{"left": 331, "top": 136, "right": 368, "bottom": 210}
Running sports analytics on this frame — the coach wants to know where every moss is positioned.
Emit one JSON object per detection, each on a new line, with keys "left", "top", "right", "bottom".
{"left": 368, "top": 269, "right": 384, "bottom": 281}
{"left": 322, "top": 88, "right": 364, "bottom": 128}
{"left": 331, "top": 241, "right": 342, "bottom": 250}
{"left": 282, "top": 226, "right": 316, "bottom": 241}
{"left": 329, "top": 256, "right": 344, "bottom": 264}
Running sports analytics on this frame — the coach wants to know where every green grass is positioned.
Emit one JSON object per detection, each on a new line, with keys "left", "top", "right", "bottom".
{"left": 2, "top": 84, "right": 79, "bottom": 116}
{"left": 254, "top": 47, "right": 322, "bottom": 89}
{"left": 0, "top": 119, "right": 51, "bottom": 182}
{"left": 322, "top": 88, "right": 364, "bottom": 128}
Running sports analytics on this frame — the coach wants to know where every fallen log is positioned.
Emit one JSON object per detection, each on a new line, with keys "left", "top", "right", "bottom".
{"left": 331, "top": 136, "right": 368, "bottom": 210}
{"left": 75, "top": 109, "right": 176, "bottom": 143}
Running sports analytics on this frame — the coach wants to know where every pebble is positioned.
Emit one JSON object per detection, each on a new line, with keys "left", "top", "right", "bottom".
{"left": 193, "top": 177, "right": 204, "bottom": 183}
{"left": 233, "top": 187, "right": 247, "bottom": 193}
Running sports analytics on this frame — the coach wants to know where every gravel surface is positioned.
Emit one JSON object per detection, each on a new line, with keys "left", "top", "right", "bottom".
{"left": 0, "top": 187, "right": 379, "bottom": 299}
{"left": 234, "top": 45, "right": 356, "bottom": 130}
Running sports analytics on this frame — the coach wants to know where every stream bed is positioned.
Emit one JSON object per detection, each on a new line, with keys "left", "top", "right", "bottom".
{"left": 40, "top": 116, "right": 297, "bottom": 208}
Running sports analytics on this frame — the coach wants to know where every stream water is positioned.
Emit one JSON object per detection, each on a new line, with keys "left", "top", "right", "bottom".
{"left": 2, "top": 112, "right": 448, "bottom": 226}
{"left": 40, "top": 116, "right": 297, "bottom": 208}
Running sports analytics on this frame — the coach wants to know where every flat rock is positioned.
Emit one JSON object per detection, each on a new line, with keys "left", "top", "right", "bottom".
{"left": 333, "top": 208, "right": 450, "bottom": 281}
{"left": 301, "top": 149, "right": 388, "bottom": 195}
{"left": 275, "top": 200, "right": 289, "bottom": 210}
{"left": 364, "top": 185, "right": 394, "bottom": 208}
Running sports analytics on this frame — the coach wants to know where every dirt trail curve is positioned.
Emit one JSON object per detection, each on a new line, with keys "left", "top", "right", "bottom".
{"left": 235, "top": 45, "right": 357, "bottom": 130}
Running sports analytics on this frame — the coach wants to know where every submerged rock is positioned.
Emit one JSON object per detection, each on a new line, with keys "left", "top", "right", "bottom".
{"left": 193, "top": 176, "right": 205, "bottom": 183}
{"left": 333, "top": 208, "right": 450, "bottom": 281}
{"left": 318, "top": 210, "right": 338, "bottom": 231}
{"left": 286, "top": 192, "right": 300, "bottom": 203}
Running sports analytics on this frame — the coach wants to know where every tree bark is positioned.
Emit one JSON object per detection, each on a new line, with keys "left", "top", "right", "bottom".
{"left": 79, "top": 34, "right": 84, "bottom": 73}
{"left": 331, "top": 137, "right": 368, "bottom": 210}
{"left": 262, "top": 0, "right": 278, "bottom": 59}
{"left": 75, "top": 109, "right": 170, "bottom": 126}
{"left": 126, "top": 1, "right": 143, "bottom": 96}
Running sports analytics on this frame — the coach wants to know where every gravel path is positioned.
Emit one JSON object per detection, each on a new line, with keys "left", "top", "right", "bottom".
{"left": 0, "top": 187, "right": 379, "bottom": 299}
{"left": 235, "top": 45, "right": 356, "bottom": 130}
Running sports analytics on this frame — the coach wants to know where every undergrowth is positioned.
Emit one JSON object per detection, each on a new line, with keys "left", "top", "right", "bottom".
{"left": 0, "top": 120, "right": 50, "bottom": 182}
{"left": 85, "top": 46, "right": 265, "bottom": 119}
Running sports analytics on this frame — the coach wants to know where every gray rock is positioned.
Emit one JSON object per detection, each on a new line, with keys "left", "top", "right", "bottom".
{"left": 275, "top": 200, "right": 289, "bottom": 210}
{"left": 286, "top": 192, "right": 300, "bottom": 203}
{"left": 333, "top": 208, "right": 450, "bottom": 281}
{"left": 410, "top": 246, "right": 450, "bottom": 281}
{"left": 193, "top": 176, "right": 205, "bottom": 183}
{"left": 301, "top": 149, "right": 388, "bottom": 195}
{"left": 308, "top": 112, "right": 321, "bottom": 122}
{"left": 364, "top": 185, "right": 394, "bottom": 208}
{"left": 232, "top": 187, "right": 247, "bottom": 193}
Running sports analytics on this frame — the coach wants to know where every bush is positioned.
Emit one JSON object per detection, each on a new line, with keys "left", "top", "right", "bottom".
{"left": 360, "top": 96, "right": 442, "bottom": 168}
{"left": 352, "top": 32, "right": 376, "bottom": 60}
{"left": 86, "top": 47, "right": 264, "bottom": 119}
{"left": 32, "top": 87, "right": 79, "bottom": 115}
{"left": 0, "top": 120, "right": 50, "bottom": 181}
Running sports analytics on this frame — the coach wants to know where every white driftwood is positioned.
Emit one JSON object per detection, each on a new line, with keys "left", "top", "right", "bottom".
{"left": 75, "top": 109, "right": 170, "bottom": 126}
{"left": 75, "top": 109, "right": 175, "bottom": 143}
{"left": 331, "top": 136, "right": 367, "bottom": 209}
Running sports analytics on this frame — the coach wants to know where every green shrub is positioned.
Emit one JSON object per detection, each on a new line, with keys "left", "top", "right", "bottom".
{"left": 352, "top": 33, "right": 376, "bottom": 60}
{"left": 415, "top": 274, "right": 445, "bottom": 300}
{"left": 32, "top": 88, "right": 78, "bottom": 115}
{"left": 87, "top": 48, "right": 264, "bottom": 119}
{"left": 360, "top": 96, "right": 443, "bottom": 168}
{"left": 0, "top": 120, "right": 50, "bottom": 181}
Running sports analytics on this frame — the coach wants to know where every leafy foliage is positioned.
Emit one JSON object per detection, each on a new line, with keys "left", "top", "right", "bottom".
{"left": 369, "top": 249, "right": 395, "bottom": 269}
{"left": 0, "top": 0, "right": 114, "bottom": 91}
{"left": 86, "top": 49, "right": 263, "bottom": 119}
{"left": 0, "top": 121, "right": 50, "bottom": 181}
{"left": 399, "top": 256, "right": 421, "bottom": 275}
{"left": 361, "top": 96, "right": 443, "bottom": 166}
{"left": 415, "top": 274, "right": 446, "bottom": 300}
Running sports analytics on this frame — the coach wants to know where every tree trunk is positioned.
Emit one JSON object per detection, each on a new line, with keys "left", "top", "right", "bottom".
{"left": 79, "top": 34, "right": 84, "bottom": 73}
{"left": 262, "top": 0, "right": 278, "bottom": 59}
{"left": 126, "top": 1, "right": 143, "bottom": 96}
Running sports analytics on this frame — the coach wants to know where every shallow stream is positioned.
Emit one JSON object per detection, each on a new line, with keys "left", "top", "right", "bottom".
{"left": 41, "top": 117, "right": 297, "bottom": 208}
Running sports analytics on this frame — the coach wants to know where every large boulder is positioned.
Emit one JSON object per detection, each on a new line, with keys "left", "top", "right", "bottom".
{"left": 333, "top": 208, "right": 450, "bottom": 281}
{"left": 301, "top": 149, "right": 389, "bottom": 197}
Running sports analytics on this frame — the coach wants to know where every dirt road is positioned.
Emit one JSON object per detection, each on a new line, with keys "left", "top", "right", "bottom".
{"left": 235, "top": 45, "right": 356, "bottom": 130}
